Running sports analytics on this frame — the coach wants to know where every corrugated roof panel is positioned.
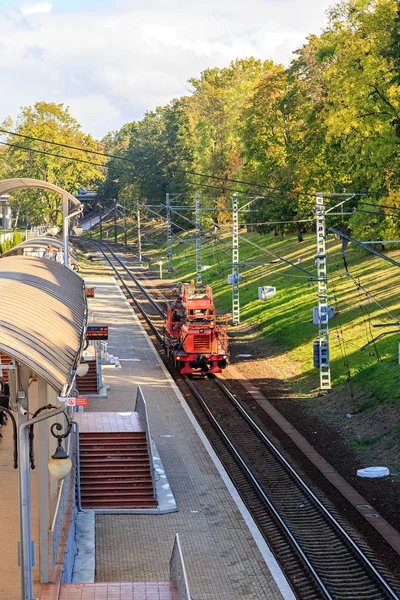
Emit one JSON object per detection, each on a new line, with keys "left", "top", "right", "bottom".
{"left": 0, "top": 256, "right": 87, "bottom": 394}
{"left": 1, "top": 236, "right": 79, "bottom": 265}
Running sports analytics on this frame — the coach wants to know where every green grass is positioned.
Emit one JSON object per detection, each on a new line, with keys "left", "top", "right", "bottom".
{"left": 349, "top": 429, "right": 395, "bottom": 448}
{"left": 85, "top": 215, "right": 400, "bottom": 410}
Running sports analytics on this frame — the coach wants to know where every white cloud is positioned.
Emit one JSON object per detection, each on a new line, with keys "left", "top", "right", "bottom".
{"left": 64, "top": 94, "right": 121, "bottom": 135}
{"left": 21, "top": 2, "right": 53, "bottom": 15}
{"left": 0, "top": 0, "right": 334, "bottom": 138}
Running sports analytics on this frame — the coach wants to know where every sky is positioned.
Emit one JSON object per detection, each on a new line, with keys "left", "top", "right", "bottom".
{"left": 0, "top": 0, "right": 335, "bottom": 139}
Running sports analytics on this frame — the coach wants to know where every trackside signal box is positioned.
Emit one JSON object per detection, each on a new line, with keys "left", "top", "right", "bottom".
{"left": 86, "top": 325, "right": 109, "bottom": 340}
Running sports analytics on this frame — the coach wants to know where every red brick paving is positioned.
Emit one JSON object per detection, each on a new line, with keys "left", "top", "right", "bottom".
{"left": 58, "top": 582, "right": 178, "bottom": 600}
{"left": 75, "top": 412, "right": 144, "bottom": 434}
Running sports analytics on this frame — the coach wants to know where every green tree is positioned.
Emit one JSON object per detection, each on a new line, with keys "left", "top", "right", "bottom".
{"left": 1, "top": 102, "right": 105, "bottom": 226}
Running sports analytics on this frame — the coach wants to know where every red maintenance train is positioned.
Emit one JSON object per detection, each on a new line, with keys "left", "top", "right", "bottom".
{"left": 164, "top": 282, "right": 229, "bottom": 375}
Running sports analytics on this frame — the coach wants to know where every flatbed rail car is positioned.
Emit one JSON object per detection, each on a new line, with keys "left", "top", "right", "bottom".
{"left": 164, "top": 282, "right": 229, "bottom": 375}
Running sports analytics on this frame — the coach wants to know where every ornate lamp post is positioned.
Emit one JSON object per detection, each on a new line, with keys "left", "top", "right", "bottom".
{"left": 0, "top": 404, "right": 73, "bottom": 600}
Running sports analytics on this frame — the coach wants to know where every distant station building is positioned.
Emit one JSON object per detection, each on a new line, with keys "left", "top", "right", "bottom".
{"left": 74, "top": 187, "right": 97, "bottom": 202}
{"left": 1, "top": 235, "right": 80, "bottom": 268}
{"left": 0, "top": 194, "right": 12, "bottom": 229}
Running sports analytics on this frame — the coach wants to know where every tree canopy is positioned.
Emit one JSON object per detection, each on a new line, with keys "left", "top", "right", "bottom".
{"left": 99, "top": 0, "right": 400, "bottom": 241}
{"left": 0, "top": 101, "right": 105, "bottom": 227}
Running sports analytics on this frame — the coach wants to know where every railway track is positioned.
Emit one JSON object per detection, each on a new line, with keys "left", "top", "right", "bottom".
{"left": 83, "top": 239, "right": 400, "bottom": 600}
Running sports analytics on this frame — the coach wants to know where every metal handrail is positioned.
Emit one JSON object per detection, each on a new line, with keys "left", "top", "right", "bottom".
{"left": 169, "top": 534, "right": 192, "bottom": 600}
{"left": 26, "top": 225, "right": 48, "bottom": 239}
{"left": 135, "top": 386, "right": 156, "bottom": 498}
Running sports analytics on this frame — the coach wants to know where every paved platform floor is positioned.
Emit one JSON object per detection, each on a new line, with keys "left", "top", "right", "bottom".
{"left": 84, "top": 276, "right": 290, "bottom": 600}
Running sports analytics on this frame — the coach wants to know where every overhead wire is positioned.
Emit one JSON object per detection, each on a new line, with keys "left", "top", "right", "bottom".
{"left": 333, "top": 335, "right": 400, "bottom": 380}
{"left": 0, "top": 140, "right": 108, "bottom": 169}
{"left": 0, "top": 127, "right": 311, "bottom": 195}
{"left": 201, "top": 214, "right": 316, "bottom": 278}
{"left": 329, "top": 265, "right": 356, "bottom": 411}
{"left": 1, "top": 126, "right": 381, "bottom": 199}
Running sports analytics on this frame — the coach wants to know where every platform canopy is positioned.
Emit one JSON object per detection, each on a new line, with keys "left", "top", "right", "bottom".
{"left": 0, "top": 255, "right": 87, "bottom": 396}
{"left": 0, "top": 236, "right": 80, "bottom": 266}
{"left": 0, "top": 178, "right": 81, "bottom": 207}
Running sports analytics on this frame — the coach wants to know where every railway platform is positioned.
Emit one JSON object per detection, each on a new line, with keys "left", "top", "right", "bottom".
{"left": 76, "top": 274, "right": 294, "bottom": 600}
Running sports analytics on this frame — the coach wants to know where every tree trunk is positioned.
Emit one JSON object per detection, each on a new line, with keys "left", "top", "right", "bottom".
{"left": 13, "top": 206, "right": 21, "bottom": 230}
{"left": 296, "top": 223, "right": 303, "bottom": 243}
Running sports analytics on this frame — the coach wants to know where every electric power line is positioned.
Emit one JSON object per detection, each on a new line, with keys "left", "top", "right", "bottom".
{"left": 0, "top": 126, "right": 372, "bottom": 199}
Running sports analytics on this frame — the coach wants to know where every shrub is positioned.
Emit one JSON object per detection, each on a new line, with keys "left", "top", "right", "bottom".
{"left": 12, "top": 231, "right": 23, "bottom": 246}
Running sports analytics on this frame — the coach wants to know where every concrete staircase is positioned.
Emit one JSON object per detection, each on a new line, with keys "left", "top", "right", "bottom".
{"left": 76, "top": 359, "right": 98, "bottom": 395}
{"left": 79, "top": 431, "right": 157, "bottom": 509}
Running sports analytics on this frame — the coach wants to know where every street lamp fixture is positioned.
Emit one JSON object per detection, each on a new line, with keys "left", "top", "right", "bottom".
{"left": 48, "top": 415, "right": 73, "bottom": 480}
{"left": 48, "top": 442, "right": 73, "bottom": 480}
{"left": 73, "top": 225, "right": 83, "bottom": 236}
{"left": 76, "top": 360, "right": 89, "bottom": 377}
{"left": 0, "top": 401, "right": 74, "bottom": 600}
{"left": 48, "top": 226, "right": 59, "bottom": 237}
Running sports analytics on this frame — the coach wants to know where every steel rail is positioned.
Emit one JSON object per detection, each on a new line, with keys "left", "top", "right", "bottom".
{"left": 84, "top": 239, "right": 165, "bottom": 338}
{"left": 213, "top": 377, "right": 399, "bottom": 599}
{"left": 83, "top": 239, "right": 399, "bottom": 600}
{"left": 184, "top": 376, "right": 331, "bottom": 598}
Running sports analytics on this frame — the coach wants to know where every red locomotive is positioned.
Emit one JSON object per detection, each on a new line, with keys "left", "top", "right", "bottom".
{"left": 164, "top": 282, "right": 228, "bottom": 375}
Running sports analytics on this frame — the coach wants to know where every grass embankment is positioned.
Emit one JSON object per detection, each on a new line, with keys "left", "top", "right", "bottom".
{"left": 84, "top": 216, "right": 400, "bottom": 454}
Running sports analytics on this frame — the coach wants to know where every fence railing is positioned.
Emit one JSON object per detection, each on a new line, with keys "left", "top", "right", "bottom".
{"left": 169, "top": 534, "right": 192, "bottom": 600}
{"left": 0, "top": 232, "right": 13, "bottom": 244}
{"left": 25, "top": 225, "right": 49, "bottom": 240}
{"left": 135, "top": 386, "right": 156, "bottom": 498}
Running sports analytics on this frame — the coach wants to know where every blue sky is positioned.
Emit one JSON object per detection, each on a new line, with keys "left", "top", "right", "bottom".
{"left": 0, "top": 0, "right": 335, "bottom": 138}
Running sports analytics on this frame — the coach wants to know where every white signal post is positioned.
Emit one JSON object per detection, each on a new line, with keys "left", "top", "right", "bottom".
{"left": 166, "top": 193, "right": 173, "bottom": 272}
{"left": 315, "top": 193, "right": 331, "bottom": 392}
{"left": 137, "top": 201, "right": 142, "bottom": 263}
{"left": 195, "top": 193, "right": 202, "bottom": 283}
{"left": 231, "top": 193, "right": 240, "bottom": 325}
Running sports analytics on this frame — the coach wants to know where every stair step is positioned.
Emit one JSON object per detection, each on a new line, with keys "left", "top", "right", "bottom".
{"left": 80, "top": 464, "right": 150, "bottom": 471}
{"left": 80, "top": 449, "right": 149, "bottom": 455}
{"left": 80, "top": 440, "right": 147, "bottom": 446}
{"left": 81, "top": 465, "right": 151, "bottom": 472}
{"left": 80, "top": 457, "right": 150, "bottom": 464}
{"left": 81, "top": 433, "right": 146, "bottom": 440}
{"left": 82, "top": 500, "right": 158, "bottom": 508}
{"left": 81, "top": 483, "right": 154, "bottom": 491}
{"left": 81, "top": 473, "right": 153, "bottom": 480}
{"left": 81, "top": 468, "right": 152, "bottom": 474}
{"left": 82, "top": 489, "right": 155, "bottom": 498}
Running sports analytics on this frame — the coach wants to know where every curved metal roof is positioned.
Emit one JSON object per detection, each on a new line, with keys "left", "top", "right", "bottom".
{"left": 1, "top": 236, "right": 79, "bottom": 265}
{"left": 0, "top": 256, "right": 87, "bottom": 395}
{"left": 0, "top": 178, "right": 81, "bottom": 207}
